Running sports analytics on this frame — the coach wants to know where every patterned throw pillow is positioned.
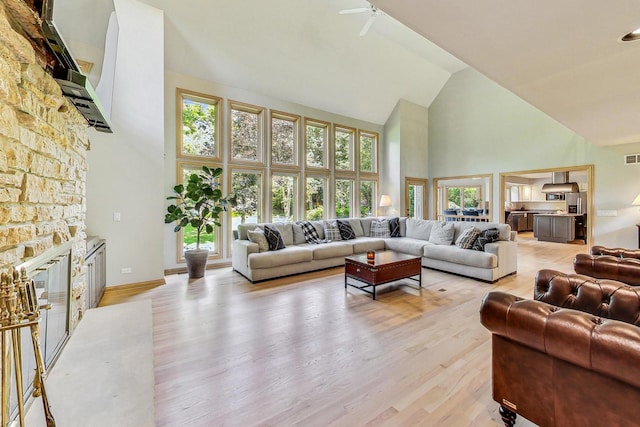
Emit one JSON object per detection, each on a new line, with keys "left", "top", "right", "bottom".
{"left": 370, "top": 219, "right": 391, "bottom": 238}
{"left": 455, "top": 227, "right": 481, "bottom": 250}
{"left": 388, "top": 217, "right": 401, "bottom": 238}
{"left": 336, "top": 220, "right": 356, "bottom": 240}
{"left": 263, "top": 224, "right": 286, "bottom": 251}
{"left": 323, "top": 220, "right": 342, "bottom": 241}
{"left": 472, "top": 228, "right": 500, "bottom": 251}
{"left": 247, "top": 228, "right": 269, "bottom": 252}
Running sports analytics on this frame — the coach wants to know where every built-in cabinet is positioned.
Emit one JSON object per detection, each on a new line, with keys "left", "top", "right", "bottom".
{"left": 85, "top": 237, "right": 106, "bottom": 309}
{"left": 534, "top": 215, "right": 575, "bottom": 243}
{"left": 507, "top": 212, "right": 535, "bottom": 232}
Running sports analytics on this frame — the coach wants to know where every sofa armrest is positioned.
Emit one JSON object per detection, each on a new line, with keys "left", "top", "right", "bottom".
{"left": 574, "top": 253, "right": 640, "bottom": 285}
{"left": 591, "top": 245, "right": 640, "bottom": 259}
{"left": 232, "top": 239, "right": 259, "bottom": 277}
{"left": 484, "top": 240, "right": 517, "bottom": 276}
{"left": 480, "top": 291, "right": 640, "bottom": 389}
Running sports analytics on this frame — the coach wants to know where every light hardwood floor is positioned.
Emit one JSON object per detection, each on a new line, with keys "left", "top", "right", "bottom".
{"left": 100, "top": 233, "right": 587, "bottom": 427}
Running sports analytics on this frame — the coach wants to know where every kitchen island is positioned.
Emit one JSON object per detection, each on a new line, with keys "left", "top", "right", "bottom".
{"left": 533, "top": 213, "right": 584, "bottom": 243}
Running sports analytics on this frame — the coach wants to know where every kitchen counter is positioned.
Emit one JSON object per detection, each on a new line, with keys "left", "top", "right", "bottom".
{"left": 534, "top": 213, "right": 584, "bottom": 217}
{"left": 534, "top": 214, "right": 576, "bottom": 243}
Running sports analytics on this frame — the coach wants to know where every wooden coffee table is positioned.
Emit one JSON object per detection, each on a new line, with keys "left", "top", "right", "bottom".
{"left": 344, "top": 251, "right": 422, "bottom": 300}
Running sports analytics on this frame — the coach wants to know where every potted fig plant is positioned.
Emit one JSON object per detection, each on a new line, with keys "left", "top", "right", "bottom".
{"left": 165, "top": 166, "right": 236, "bottom": 279}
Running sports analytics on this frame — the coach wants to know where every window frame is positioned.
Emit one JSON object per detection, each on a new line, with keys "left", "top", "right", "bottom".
{"left": 334, "top": 124, "right": 356, "bottom": 172}
{"left": 358, "top": 130, "right": 378, "bottom": 176}
{"left": 174, "top": 160, "right": 225, "bottom": 263}
{"left": 358, "top": 178, "right": 378, "bottom": 218}
{"left": 176, "top": 88, "right": 222, "bottom": 161}
{"left": 269, "top": 110, "right": 301, "bottom": 169}
{"left": 304, "top": 118, "right": 331, "bottom": 171}
{"left": 334, "top": 175, "right": 356, "bottom": 219}
{"left": 270, "top": 170, "right": 300, "bottom": 222}
{"left": 228, "top": 100, "right": 266, "bottom": 166}
{"left": 304, "top": 173, "right": 330, "bottom": 221}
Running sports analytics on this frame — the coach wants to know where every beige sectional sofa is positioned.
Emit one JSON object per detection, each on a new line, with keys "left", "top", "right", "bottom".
{"left": 232, "top": 218, "right": 517, "bottom": 283}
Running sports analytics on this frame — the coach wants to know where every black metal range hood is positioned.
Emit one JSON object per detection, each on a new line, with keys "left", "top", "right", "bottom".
{"left": 541, "top": 172, "right": 579, "bottom": 193}
{"left": 41, "top": 1, "right": 112, "bottom": 133}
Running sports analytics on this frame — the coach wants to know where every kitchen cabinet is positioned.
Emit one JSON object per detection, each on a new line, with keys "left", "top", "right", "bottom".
{"left": 534, "top": 215, "right": 575, "bottom": 243}
{"left": 507, "top": 212, "right": 535, "bottom": 232}
{"left": 85, "top": 237, "right": 106, "bottom": 309}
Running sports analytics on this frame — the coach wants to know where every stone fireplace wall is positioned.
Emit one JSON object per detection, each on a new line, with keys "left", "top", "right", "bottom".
{"left": 0, "top": 2, "right": 90, "bottom": 328}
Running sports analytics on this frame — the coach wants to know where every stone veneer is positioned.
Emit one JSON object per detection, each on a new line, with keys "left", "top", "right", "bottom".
{"left": 0, "top": 2, "right": 90, "bottom": 328}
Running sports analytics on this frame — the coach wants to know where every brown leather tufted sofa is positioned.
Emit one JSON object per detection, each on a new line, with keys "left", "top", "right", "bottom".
{"left": 574, "top": 245, "right": 640, "bottom": 285}
{"left": 480, "top": 269, "right": 640, "bottom": 427}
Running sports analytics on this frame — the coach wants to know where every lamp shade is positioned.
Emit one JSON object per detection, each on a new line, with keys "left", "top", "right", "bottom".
{"left": 633, "top": 193, "right": 640, "bottom": 205}
{"left": 379, "top": 194, "right": 392, "bottom": 207}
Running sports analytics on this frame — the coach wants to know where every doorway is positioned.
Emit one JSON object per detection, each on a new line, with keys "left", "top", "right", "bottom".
{"left": 404, "top": 178, "right": 428, "bottom": 219}
{"left": 433, "top": 174, "right": 493, "bottom": 222}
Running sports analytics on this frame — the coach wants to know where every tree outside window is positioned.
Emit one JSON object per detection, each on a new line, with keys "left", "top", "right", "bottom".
{"left": 271, "top": 114, "right": 297, "bottom": 165}
{"left": 359, "top": 132, "right": 377, "bottom": 173}
{"left": 271, "top": 174, "right": 296, "bottom": 222}
{"left": 179, "top": 91, "right": 220, "bottom": 158}
{"left": 231, "top": 103, "right": 262, "bottom": 162}
{"left": 231, "top": 171, "right": 261, "bottom": 229}
{"left": 335, "top": 127, "right": 354, "bottom": 170}
{"left": 335, "top": 179, "right": 353, "bottom": 218}
{"left": 305, "top": 176, "right": 326, "bottom": 220}
{"left": 360, "top": 180, "right": 376, "bottom": 217}
{"left": 305, "top": 121, "right": 327, "bottom": 168}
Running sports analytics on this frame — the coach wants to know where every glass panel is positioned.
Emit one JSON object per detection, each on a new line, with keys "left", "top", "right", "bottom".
{"left": 180, "top": 166, "right": 220, "bottom": 253}
{"left": 464, "top": 188, "right": 480, "bottom": 209}
{"left": 448, "top": 187, "right": 461, "bottom": 209}
{"left": 335, "top": 129, "right": 353, "bottom": 170}
{"left": 335, "top": 179, "right": 353, "bottom": 219}
{"left": 408, "top": 184, "right": 424, "bottom": 219}
{"left": 360, "top": 133, "right": 375, "bottom": 172}
{"left": 305, "top": 176, "right": 326, "bottom": 220}
{"left": 231, "top": 171, "right": 262, "bottom": 230}
{"left": 271, "top": 174, "right": 296, "bottom": 222}
{"left": 272, "top": 117, "right": 296, "bottom": 165}
{"left": 181, "top": 97, "right": 217, "bottom": 157}
{"left": 306, "top": 123, "right": 326, "bottom": 168}
{"left": 231, "top": 109, "right": 260, "bottom": 161}
{"left": 360, "top": 180, "right": 375, "bottom": 217}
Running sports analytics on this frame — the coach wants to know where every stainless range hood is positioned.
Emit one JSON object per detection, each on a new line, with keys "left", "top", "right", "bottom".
{"left": 541, "top": 172, "right": 579, "bottom": 193}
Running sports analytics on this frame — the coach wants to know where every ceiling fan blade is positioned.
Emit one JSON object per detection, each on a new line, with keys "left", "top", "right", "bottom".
{"left": 359, "top": 15, "right": 376, "bottom": 36}
{"left": 339, "top": 7, "right": 369, "bottom": 15}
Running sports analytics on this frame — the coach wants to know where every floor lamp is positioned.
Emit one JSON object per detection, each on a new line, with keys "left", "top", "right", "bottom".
{"left": 379, "top": 194, "right": 391, "bottom": 217}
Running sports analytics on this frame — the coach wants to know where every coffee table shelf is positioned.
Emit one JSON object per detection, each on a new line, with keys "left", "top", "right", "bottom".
{"left": 344, "top": 251, "right": 422, "bottom": 300}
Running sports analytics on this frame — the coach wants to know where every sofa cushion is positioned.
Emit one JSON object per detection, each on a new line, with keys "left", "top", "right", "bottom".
{"left": 351, "top": 237, "right": 386, "bottom": 253}
{"left": 323, "top": 220, "right": 342, "bottom": 241}
{"left": 370, "top": 219, "right": 391, "bottom": 237}
{"left": 472, "top": 228, "right": 500, "bottom": 251}
{"left": 272, "top": 223, "right": 294, "bottom": 246}
{"left": 428, "top": 222, "right": 455, "bottom": 245}
{"left": 347, "top": 218, "right": 365, "bottom": 237}
{"left": 399, "top": 217, "right": 407, "bottom": 237}
{"left": 311, "top": 242, "right": 353, "bottom": 260}
{"left": 292, "top": 222, "right": 307, "bottom": 245}
{"left": 423, "top": 244, "right": 497, "bottom": 269}
{"left": 406, "top": 219, "right": 435, "bottom": 240}
{"left": 337, "top": 219, "right": 356, "bottom": 240}
{"left": 247, "top": 229, "right": 269, "bottom": 252}
{"left": 248, "top": 246, "right": 313, "bottom": 269}
{"left": 384, "top": 237, "right": 429, "bottom": 257}
{"left": 389, "top": 217, "right": 401, "bottom": 237}
{"left": 455, "top": 227, "right": 480, "bottom": 249}
{"left": 360, "top": 217, "right": 375, "bottom": 237}
{"left": 310, "top": 221, "right": 325, "bottom": 240}
{"left": 264, "top": 224, "right": 286, "bottom": 251}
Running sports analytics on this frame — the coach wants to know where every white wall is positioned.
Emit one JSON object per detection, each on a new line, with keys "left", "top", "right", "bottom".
{"left": 429, "top": 68, "right": 640, "bottom": 249}
{"left": 86, "top": 0, "right": 165, "bottom": 286}
{"left": 163, "top": 71, "right": 385, "bottom": 270}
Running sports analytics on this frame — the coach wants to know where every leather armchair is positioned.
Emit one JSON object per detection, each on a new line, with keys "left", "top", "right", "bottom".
{"left": 480, "top": 269, "right": 640, "bottom": 427}
{"left": 574, "top": 246, "right": 640, "bottom": 285}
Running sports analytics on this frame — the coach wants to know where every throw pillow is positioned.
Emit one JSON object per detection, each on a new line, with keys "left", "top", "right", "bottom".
{"left": 428, "top": 222, "right": 455, "bottom": 245}
{"left": 406, "top": 218, "right": 434, "bottom": 240}
{"left": 370, "top": 219, "right": 391, "bottom": 238}
{"left": 247, "top": 228, "right": 269, "bottom": 252}
{"left": 323, "top": 220, "right": 342, "bottom": 241}
{"left": 472, "top": 228, "right": 500, "bottom": 251}
{"left": 455, "top": 227, "right": 481, "bottom": 250}
{"left": 296, "top": 220, "right": 326, "bottom": 244}
{"left": 336, "top": 220, "right": 356, "bottom": 240}
{"left": 263, "top": 224, "right": 286, "bottom": 251}
{"left": 389, "top": 217, "right": 401, "bottom": 238}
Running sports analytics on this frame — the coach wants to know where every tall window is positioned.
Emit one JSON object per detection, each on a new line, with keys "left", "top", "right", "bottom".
{"left": 305, "top": 119, "right": 329, "bottom": 169}
{"left": 360, "top": 180, "right": 376, "bottom": 217}
{"left": 177, "top": 89, "right": 221, "bottom": 159}
{"left": 271, "top": 173, "right": 298, "bottom": 222}
{"left": 335, "top": 178, "right": 354, "bottom": 219}
{"left": 229, "top": 101, "right": 264, "bottom": 163}
{"left": 305, "top": 176, "right": 327, "bottom": 220}
{"left": 334, "top": 126, "right": 355, "bottom": 171}
{"left": 271, "top": 111, "right": 299, "bottom": 166}
{"left": 359, "top": 131, "right": 377, "bottom": 173}
{"left": 231, "top": 170, "right": 263, "bottom": 232}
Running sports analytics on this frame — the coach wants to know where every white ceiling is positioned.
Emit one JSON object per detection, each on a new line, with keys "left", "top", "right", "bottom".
{"left": 134, "top": 0, "right": 467, "bottom": 125}
{"left": 372, "top": 0, "right": 640, "bottom": 146}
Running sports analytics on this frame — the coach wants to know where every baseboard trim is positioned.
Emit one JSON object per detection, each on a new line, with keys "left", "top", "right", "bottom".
{"left": 103, "top": 279, "right": 166, "bottom": 294}
{"left": 164, "top": 261, "right": 232, "bottom": 276}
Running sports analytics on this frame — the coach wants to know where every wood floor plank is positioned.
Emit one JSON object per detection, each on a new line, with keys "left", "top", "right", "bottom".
{"left": 101, "top": 232, "right": 586, "bottom": 426}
